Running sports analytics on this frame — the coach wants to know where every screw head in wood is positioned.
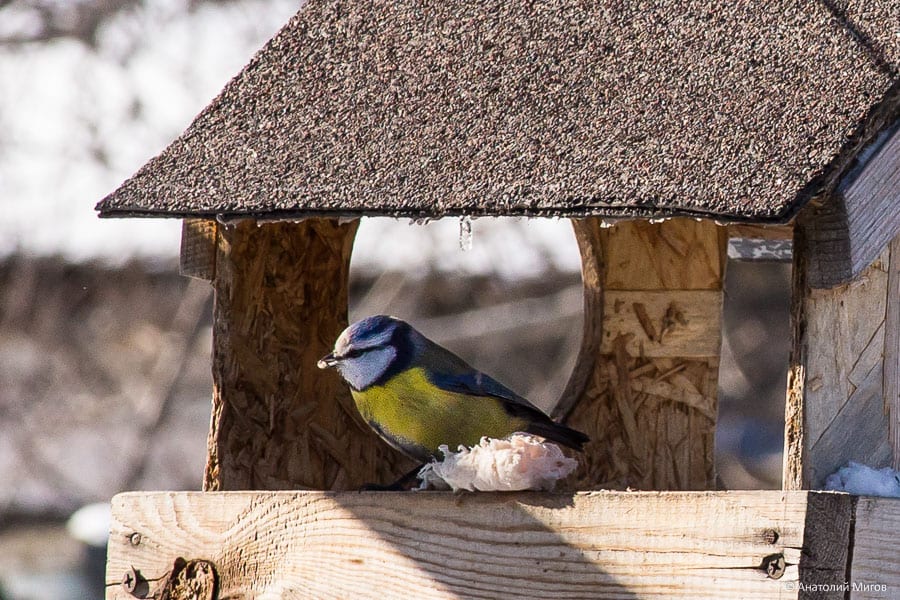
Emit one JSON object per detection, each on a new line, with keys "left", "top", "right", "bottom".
{"left": 122, "top": 566, "right": 140, "bottom": 594}
{"left": 121, "top": 566, "right": 149, "bottom": 598}
{"left": 129, "top": 532, "right": 142, "bottom": 546}
{"left": 762, "top": 553, "right": 786, "bottom": 579}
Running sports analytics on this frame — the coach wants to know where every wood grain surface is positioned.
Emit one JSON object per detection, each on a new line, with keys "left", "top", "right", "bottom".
{"left": 106, "top": 490, "right": 857, "bottom": 600}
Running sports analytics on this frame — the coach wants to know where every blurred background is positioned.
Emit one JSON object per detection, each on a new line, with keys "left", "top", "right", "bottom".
{"left": 0, "top": 1, "right": 790, "bottom": 597}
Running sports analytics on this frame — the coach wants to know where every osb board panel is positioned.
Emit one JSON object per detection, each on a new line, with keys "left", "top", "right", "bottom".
{"left": 600, "top": 290, "right": 723, "bottom": 357}
{"left": 560, "top": 218, "right": 726, "bottom": 491}
{"left": 205, "top": 220, "right": 414, "bottom": 492}
{"left": 599, "top": 219, "right": 726, "bottom": 290}
{"left": 105, "top": 490, "right": 853, "bottom": 600}
{"left": 785, "top": 233, "right": 896, "bottom": 489}
{"left": 851, "top": 497, "right": 900, "bottom": 599}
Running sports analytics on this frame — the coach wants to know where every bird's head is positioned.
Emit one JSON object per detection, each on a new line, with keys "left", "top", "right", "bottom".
{"left": 317, "top": 315, "right": 413, "bottom": 390}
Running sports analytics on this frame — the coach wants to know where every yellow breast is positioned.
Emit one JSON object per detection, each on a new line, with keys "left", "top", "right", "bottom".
{"left": 351, "top": 368, "right": 527, "bottom": 459}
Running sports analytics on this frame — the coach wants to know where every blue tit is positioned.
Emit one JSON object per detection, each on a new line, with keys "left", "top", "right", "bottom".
{"left": 317, "top": 315, "right": 588, "bottom": 464}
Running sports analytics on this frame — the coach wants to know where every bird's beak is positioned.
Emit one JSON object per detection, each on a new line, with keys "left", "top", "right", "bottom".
{"left": 317, "top": 353, "right": 338, "bottom": 369}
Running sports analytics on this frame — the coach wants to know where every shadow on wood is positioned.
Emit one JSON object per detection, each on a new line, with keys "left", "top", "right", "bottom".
{"left": 103, "top": 490, "right": 869, "bottom": 599}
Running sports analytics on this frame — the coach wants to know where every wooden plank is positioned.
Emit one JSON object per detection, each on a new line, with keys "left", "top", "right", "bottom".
{"left": 842, "top": 124, "right": 900, "bottom": 283}
{"left": 850, "top": 497, "right": 900, "bottom": 599}
{"left": 553, "top": 218, "right": 605, "bottom": 428}
{"left": 179, "top": 218, "right": 217, "bottom": 281}
{"left": 803, "top": 123, "right": 900, "bottom": 288}
{"left": 806, "top": 364, "right": 891, "bottom": 487}
{"left": 205, "top": 219, "right": 414, "bottom": 492}
{"left": 885, "top": 237, "right": 900, "bottom": 469}
{"left": 105, "top": 490, "right": 854, "bottom": 600}
{"left": 726, "top": 224, "right": 794, "bottom": 240}
{"left": 804, "top": 251, "right": 889, "bottom": 447}
{"left": 558, "top": 218, "right": 726, "bottom": 490}
{"left": 785, "top": 232, "right": 895, "bottom": 490}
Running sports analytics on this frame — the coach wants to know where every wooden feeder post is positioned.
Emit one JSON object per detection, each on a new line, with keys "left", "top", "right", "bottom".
{"left": 785, "top": 125, "right": 900, "bottom": 488}
{"left": 186, "top": 218, "right": 414, "bottom": 491}
{"left": 558, "top": 218, "right": 727, "bottom": 490}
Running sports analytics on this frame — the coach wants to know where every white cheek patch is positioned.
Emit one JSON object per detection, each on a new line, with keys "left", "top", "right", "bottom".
{"left": 340, "top": 345, "right": 397, "bottom": 390}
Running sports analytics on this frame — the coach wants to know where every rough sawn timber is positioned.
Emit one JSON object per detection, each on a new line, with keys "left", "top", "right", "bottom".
{"left": 885, "top": 236, "right": 900, "bottom": 469}
{"left": 204, "top": 219, "right": 413, "bottom": 492}
{"left": 557, "top": 218, "right": 727, "bottom": 490}
{"left": 784, "top": 230, "right": 899, "bottom": 489}
{"left": 105, "top": 490, "right": 856, "bottom": 600}
{"left": 851, "top": 496, "right": 900, "bottom": 599}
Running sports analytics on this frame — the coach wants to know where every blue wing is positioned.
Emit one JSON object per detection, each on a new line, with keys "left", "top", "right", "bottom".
{"left": 416, "top": 338, "right": 590, "bottom": 451}
{"left": 419, "top": 341, "right": 543, "bottom": 416}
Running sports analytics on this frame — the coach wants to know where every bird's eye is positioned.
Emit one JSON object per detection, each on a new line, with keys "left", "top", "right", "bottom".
{"left": 345, "top": 349, "right": 363, "bottom": 359}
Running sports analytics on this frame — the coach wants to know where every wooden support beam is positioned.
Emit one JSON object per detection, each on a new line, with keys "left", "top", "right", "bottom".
{"left": 105, "top": 490, "right": 859, "bottom": 600}
{"left": 204, "top": 219, "right": 413, "bottom": 491}
{"left": 784, "top": 230, "right": 898, "bottom": 490}
{"left": 726, "top": 224, "right": 794, "bottom": 240}
{"left": 557, "top": 218, "right": 727, "bottom": 490}
{"left": 179, "top": 218, "right": 217, "bottom": 281}
{"left": 801, "top": 122, "right": 900, "bottom": 288}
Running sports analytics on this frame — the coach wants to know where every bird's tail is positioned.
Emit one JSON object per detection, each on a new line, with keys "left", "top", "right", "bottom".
{"left": 526, "top": 420, "right": 590, "bottom": 451}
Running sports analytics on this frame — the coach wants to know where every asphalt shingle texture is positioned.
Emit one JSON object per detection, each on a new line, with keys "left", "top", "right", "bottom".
{"left": 96, "top": 0, "right": 899, "bottom": 221}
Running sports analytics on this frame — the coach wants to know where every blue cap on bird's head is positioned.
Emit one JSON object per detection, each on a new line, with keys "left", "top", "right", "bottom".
{"left": 340, "top": 315, "right": 403, "bottom": 349}
{"left": 318, "top": 315, "right": 401, "bottom": 363}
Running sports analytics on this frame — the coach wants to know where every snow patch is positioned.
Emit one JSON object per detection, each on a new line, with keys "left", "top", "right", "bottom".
{"left": 824, "top": 462, "right": 900, "bottom": 498}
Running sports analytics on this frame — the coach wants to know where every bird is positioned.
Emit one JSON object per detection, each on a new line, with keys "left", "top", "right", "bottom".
{"left": 317, "top": 315, "right": 589, "bottom": 468}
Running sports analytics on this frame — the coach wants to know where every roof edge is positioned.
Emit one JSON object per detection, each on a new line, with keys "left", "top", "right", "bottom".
{"left": 96, "top": 204, "right": 803, "bottom": 225}
{"left": 786, "top": 79, "right": 900, "bottom": 224}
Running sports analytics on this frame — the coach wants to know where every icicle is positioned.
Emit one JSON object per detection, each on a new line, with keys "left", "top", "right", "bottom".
{"left": 459, "top": 215, "right": 473, "bottom": 251}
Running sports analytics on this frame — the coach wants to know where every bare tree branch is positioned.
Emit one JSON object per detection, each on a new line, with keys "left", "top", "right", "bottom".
{"left": 0, "top": 0, "right": 239, "bottom": 47}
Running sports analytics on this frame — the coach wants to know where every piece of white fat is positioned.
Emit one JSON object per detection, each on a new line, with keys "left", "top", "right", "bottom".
{"left": 417, "top": 433, "right": 578, "bottom": 492}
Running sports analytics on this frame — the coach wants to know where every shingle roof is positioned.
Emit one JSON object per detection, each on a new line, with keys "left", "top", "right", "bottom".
{"left": 96, "top": 0, "right": 899, "bottom": 222}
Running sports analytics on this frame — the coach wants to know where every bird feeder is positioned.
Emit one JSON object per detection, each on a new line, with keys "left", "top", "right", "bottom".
{"left": 98, "top": 2, "right": 900, "bottom": 598}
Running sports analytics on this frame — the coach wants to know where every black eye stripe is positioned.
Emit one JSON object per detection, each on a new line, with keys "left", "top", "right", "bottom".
{"left": 343, "top": 342, "right": 389, "bottom": 359}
